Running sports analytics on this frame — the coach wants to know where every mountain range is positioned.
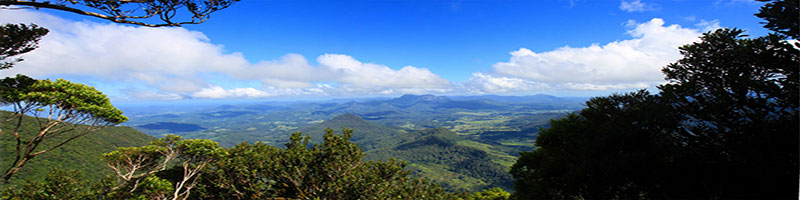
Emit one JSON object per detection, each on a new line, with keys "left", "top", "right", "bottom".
{"left": 118, "top": 94, "right": 584, "bottom": 191}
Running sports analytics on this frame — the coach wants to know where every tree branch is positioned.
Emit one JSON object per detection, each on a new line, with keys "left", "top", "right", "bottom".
{"left": 0, "top": 1, "right": 185, "bottom": 27}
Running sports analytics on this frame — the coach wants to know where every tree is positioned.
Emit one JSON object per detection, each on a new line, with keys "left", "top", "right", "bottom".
{"left": 102, "top": 135, "right": 224, "bottom": 200}
{"left": 198, "top": 128, "right": 461, "bottom": 199}
{"left": 1, "top": 168, "right": 98, "bottom": 200}
{"left": 511, "top": 2, "right": 799, "bottom": 198}
{"left": 0, "top": 74, "right": 127, "bottom": 182}
{"left": 658, "top": 28, "right": 798, "bottom": 198}
{"left": 756, "top": 0, "right": 799, "bottom": 39}
{"left": 0, "top": 23, "right": 48, "bottom": 70}
{"left": 0, "top": 0, "right": 240, "bottom": 27}
{"left": 510, "top": 91, "right": 680, "bottom": 199}
{"left": 466, "top": 187, "right": 511, "bottom": 200}
{"left": 0, "top": 0, "right": 237, "bottom": 186}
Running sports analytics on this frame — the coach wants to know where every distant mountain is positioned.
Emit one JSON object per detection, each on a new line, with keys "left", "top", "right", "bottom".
{"left": 0, "top": 111, "right": 154, "bottom": 186}
{"left": 119, "top": 95, "right": 581, "bottom": 192}
{"left": 137, "top": 122, "right": 206, "bottom": 133}
{"left": 217, "top": 104, "right": 239, "bottom": 110}
{"left": 386, "top": 94, "right": 452, "bottom": 107}
{"left": 353, "top": 94, "right": 508, "bottom": 111}
{"left": 450, "top": 94, "right": 587, "bottom": 104}
{"left": 201, "top": 111, "right": 257, "bottom": 118}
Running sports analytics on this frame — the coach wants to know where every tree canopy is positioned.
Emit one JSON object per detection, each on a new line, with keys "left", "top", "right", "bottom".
{"left": 0, "top": 74, "right": 127, "bottom": 182}
{"left": 4, "top": 129, "right": 467, "bottom": 199}
{"left": 755, "top": 0, "right": 799, "bottom": 39}
{"left": 0, "top": 23, "right": 48, "bottom": 70}
{"left": 197, "top": 128, "right": 460, "bottom": 200}
{"left": 511, "top": 1, "right": 799, "bottom": 198}
{"left": 510, "top": 91, "right": 680, "bottom": 199}
{"left": 0, "top": 0, "right": 239, "bottom": 27}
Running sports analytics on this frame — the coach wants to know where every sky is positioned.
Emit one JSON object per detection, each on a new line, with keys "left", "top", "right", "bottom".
{"left": 0, "top": 0, "right": 770, "bottom": 103}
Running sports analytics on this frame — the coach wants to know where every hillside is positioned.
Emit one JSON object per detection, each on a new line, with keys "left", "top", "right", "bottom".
{"left": 0, "top": 111, "right": 155, "bottom": 186}
{"left": 288, "top": 114, "right": 516, "bottom": 191}
{"left": 123, "top": 94, "right": 582, "bottom": 145}
{"left": 293, "top": 113, "right": 406, "bottom": 150}
{"left": 366, "top": 128, "right": 515, "bottom": 192}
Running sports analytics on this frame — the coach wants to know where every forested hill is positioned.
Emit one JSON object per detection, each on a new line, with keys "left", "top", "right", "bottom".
{"left": 0, "top": 111, "right": 154, "bottom": 186}
{"left": 366, "top": 128, "right": 515, "bottom": 192}
{"left": 293, "top": 113, "right": 518, "bottom": 191}
{"left": 294, "top": 113, "right": 406, "bottom": 150}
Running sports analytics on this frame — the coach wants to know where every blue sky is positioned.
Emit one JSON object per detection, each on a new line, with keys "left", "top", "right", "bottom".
{"left": 0, "top": 0, "right": 768, "bottom": 102}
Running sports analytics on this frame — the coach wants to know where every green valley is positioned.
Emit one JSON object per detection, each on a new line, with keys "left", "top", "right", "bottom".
{"left": 119, "top": 94, "right": 584, "bottom": 191}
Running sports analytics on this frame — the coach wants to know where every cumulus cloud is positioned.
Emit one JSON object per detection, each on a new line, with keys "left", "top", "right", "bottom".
{"left": 461, "top": 73, "right": 549, "bottom": 93}
{"left": 0, "top": 10, "right": 248, "bottom": 94}
{"left": 619, "top": 0, "right": 658, "bottom": 12}
{"left": 0, "top": 9, "right": 718, "bottom": 98}
{"left": 0, "top": 9, "right": 451, "bottom": 99}
{"left": 318, "top": 54, "right": 451, "bottom": 90}
{"left": 192, "top": 85, "right": 272, "bottom": 99}
{"left": 124, "top": 89, "right": 185, "bottom": 100}
{"left": 475, "top": 18, "right": 705, "bottom": 92}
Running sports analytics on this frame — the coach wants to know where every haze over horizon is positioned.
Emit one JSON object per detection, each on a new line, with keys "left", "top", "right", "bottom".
{"left": 0, "top": 0, "right": 767, "bottom": 102}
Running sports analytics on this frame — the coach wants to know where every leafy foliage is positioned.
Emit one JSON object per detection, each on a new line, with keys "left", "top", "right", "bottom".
{"left": 0, "top": 111, "right": 152, "bottom": 186}
{"left": 1, "top": 168, "right": 97, "bottom": 200}
{"left": 0, "top": 75, "right": 127, "bottom": 182}
{"left": 511, "top": 10, "right": 799, "bottom": 200}
{"left": 756, "top": 0, "right": 799, "bottom": 39}
{"left": 102, "top": 135, "right": 223, "bottom": 200}
{"left": 467, "top": 187, "right": 511, "bottom": 200}
{"left": 0, "top": 23, "right": 48, "bottom": 70}
{"left": 511, "top": 91, "right": 678, "bottom": 199}
{"left": 199, "top": 128, "right": 460, "bottom": 199}
{"left": 658, "top": 28, "right": 798, "bottom": 198}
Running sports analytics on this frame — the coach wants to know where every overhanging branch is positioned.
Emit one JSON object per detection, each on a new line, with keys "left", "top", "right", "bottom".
{"left": 0, "top": 1, "right": 203, "bottom": 27}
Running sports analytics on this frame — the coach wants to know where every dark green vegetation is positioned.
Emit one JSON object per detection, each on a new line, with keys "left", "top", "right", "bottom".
{"left": 366, "top": 128, "right": 514, "bottom": 191}
{"left": 296, "top": 113, "right": 405, "bottom": 150}
{"left": 0, "top": 74, "right": 128, "bottom": 182}
{"left": 196, "top": 129, "right": 460, "bottom": 199}
{"left": 2, "top": 128, "right": 511, "bottom": 199}
{"left": 511, "top": 1, "right": 799, "bottom": 198}
{"left": 122, "top": 95, "right": 579, "bottom": 191}
{"left": 0, "top": 23, "right": 48, "bottom": 70}
{"left": 0, "top": 111, "right": 153, "bottom": 186}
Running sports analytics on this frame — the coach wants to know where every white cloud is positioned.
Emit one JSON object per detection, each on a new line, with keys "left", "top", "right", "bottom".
{"left": 0, "top": 9, "right": 248, "bottom": 93}
{"left": 563, "top": 82, "right": 651, "bottom": 91}
{"left": 192, "top": 85, "right": 273, "bottom": 99}
{"left": 318, "top": 54, "right": 451, "bottom": 91}
{"left": 0, "top": 9, "right": 716, "bottom": 99}
{"left": 619, "top": 0, "right": 658, "bottom": 12}
{"left": 695, "top": 19, "right": 722, "bottom": 32}
{"left": 124, "top": 89, "right": 185, "bottom": 100}
{"left": 462, "top": 73, "right": 549, "bottom": 93}
{"left": 486, "top": 18, "right": 704, "bottom": 92}
{"left": 0, "top": 9, "right": 452, "bottom": 99}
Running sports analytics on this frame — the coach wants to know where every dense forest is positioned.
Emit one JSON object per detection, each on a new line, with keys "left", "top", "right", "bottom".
{"left": 0, "top": 0, "right": 797, "bottom": 199}
{"left": 511, "top": 0, "right": 799, "bottom": 199}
